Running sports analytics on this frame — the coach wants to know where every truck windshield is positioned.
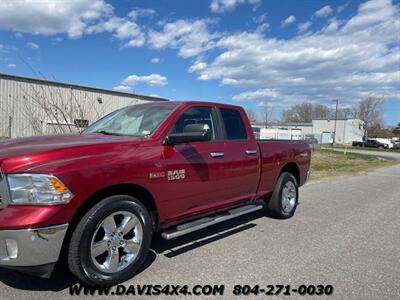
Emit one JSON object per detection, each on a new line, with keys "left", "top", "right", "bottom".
{"left": 84, "top": 103, "right": 177, "bottom": 136}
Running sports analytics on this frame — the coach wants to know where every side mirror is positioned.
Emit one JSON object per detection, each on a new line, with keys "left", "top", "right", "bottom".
{"left": 164, "top": 123, "right": 211, "bottom": 145}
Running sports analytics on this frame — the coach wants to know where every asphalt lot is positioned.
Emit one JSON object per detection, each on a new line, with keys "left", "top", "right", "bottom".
{"left": 1, "top": 164, "right": 400, "bottom": 299}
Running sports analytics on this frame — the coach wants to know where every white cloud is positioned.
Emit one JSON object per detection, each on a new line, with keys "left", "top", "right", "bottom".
{"left": 233, "top": 88, "right": 279, "bottom": 101}
{"left": 122, "top": 74, "right": 168, "bottom": 87}
{"left": 189, "top": 61, "right": 208, "bottom": 73}
{"left": 151, "top": 57, "right": 160, "bottom": 63}
{"left": 256, "top": 22, "right": 270, "bottom": 33}
{"left": 0, "top": 0, "right": 145, "bottom": 48}
{"left": 127, "top": 8, "right": 155, "bottom": 20}
{"left": 26, "top": 42, "right": 39, "bottom": 49}
{"left": 0, "top": 0, "right": 112, "bottom": 38}
{"left": 122, "top": 33, "right": 145, "bottom": 48}
{"left": 86, "top": 16, "right": 145, "bottom": 47}
{"left": 281, "top": 15, "right": 296, "bottom": 27}
{"left": 8, "top": 63, "right": 16, "bottom": 68}
{"left": 314, "top": 5, "right": 333, "bottom": 18}
{"left": 337, "top": 2, "right": 350, "bottom": 13}
{"left": 148, "top": 19, "right": 218, "bottom": 58}
{"left": 190, "top": 0, "right": 400, "bottom": 106}
{"left": 210, "top": 0, "right": 260, "bottom": 13}
{"left": 113, "top": 85, "right": 132, "bottom": 92}
{"left": 298, "top": 21, "right": 312, "bottom": 33}
{"left": 253, "top": 13, "right": 267, "bottom": 24}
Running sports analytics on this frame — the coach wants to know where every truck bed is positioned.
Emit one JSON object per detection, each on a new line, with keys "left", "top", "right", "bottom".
{"left": 256, "top": 139, "right": 310, "bottom": 198}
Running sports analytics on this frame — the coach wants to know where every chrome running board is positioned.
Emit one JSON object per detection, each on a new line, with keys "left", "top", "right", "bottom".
{"left": 161, "top": 204, "right": 263, "bottom": 240}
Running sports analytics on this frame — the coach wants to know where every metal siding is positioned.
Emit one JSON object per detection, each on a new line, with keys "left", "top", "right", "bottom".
{"left": 0, "top": 76, "right": 159, "bottom": 138}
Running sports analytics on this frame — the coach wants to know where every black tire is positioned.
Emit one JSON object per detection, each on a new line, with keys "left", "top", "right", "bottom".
{"left": 267, "top": 172, "right": 299, "bottom": 219}
{"left": 68, "top": 195, "right": 152, "bottom": 287}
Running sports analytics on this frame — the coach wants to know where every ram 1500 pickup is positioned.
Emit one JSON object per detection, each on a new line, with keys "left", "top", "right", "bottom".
{"left": 0, "top": 101, "right": 310, "bottom": 286}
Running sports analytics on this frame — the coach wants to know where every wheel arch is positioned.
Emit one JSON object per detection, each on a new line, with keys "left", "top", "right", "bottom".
{"left": 59, "top": 183, "right": 158, "bottom": 264}
{"left": 72, "top": 183, "right": 158, "bottom": 228}
{"left": 279, "top": 162, "right": 300, "bottom": 185}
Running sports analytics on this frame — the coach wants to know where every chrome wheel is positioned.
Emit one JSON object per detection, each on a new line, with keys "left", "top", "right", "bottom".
{"left": 90, "top": 211, "right": 143, "bottom": 274}
{"left": 281, "top": 181, "right": 297, "bottom": 213}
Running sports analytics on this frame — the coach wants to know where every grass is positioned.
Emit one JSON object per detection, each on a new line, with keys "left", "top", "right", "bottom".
{"left": 310, "top": 149, "right": 397, "bottom": 181}
{"left": 331, "top": 144, "right": 400, "bottom": 153}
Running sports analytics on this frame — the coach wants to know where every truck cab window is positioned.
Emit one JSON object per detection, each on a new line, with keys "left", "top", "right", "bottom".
{"left": 220, "top": 108, "right": 247, "bottom": 140}
{"left": 172, "top": 106, "right": 216, "bottom": 140}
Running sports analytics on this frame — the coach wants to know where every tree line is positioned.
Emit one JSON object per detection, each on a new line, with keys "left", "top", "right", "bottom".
{"left": 246, "top": 96, "right": 398, "bottom": 138}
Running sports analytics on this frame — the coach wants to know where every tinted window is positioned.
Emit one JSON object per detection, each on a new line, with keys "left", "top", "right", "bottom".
{"left": 220, "top": 108, "right": 247, "bottom": 140}
{"left": 172, "top": 106, "right": 216, "bottom": 140}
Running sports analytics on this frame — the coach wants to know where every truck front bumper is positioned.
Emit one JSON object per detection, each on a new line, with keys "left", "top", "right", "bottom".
{"left": 0, "top": 223, "right": 68, "bottom": 277}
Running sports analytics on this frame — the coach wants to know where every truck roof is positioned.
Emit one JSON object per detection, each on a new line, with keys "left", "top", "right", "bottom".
{"left": 137, "top": 100, "right": 244, "bottom": 110}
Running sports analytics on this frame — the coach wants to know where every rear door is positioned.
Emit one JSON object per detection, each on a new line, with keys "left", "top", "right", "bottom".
{"left": 216, "top": 107, "right": 260, "bottom": 205}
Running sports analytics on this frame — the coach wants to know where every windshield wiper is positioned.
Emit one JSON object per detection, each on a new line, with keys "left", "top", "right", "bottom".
{"left": 94, "top": 130, "right": 123, "bottom": 136}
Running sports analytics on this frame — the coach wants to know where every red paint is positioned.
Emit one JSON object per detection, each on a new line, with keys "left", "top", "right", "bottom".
{"left": 0, "top": 101, "right": 310, "bottom": 230}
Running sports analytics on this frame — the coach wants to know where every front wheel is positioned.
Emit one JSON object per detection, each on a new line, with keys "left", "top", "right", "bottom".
{"left": 267, "top": 172, "right": 299, "bottom": 219}
{"left": 68, "top": 195, "right": 152, "bottom": 287}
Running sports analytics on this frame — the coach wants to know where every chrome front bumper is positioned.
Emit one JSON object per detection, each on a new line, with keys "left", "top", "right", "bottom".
{"left": 0, "top": 223, "right": 68, "bottom": 267}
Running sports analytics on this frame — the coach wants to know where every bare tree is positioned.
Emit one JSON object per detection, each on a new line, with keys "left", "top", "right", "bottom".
{"left": 7, "top": 57, "right": 120, "bottom": 137}
{"left": 261, "top": 104, "right": 274, "bottom": 127}
{"left": 336, "top": 107, "right": 354, "bottom": 119}
{"left": 353, "top": 95, "right": 384, "bottom": 140}
{"left": 245, "top": 109, "right": 259, "bottom": 123}
{"left": 282, "top": 102, "right": 330, "bottom": 123}
{"left": 393, "top": 123, "right": 400, "bottom": 136}
{"left": 16, "top": 79, "right": 115, "bottom": 136}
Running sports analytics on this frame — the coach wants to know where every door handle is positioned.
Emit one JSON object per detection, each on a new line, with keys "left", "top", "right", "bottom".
{"left": 210, "top": 152, "right": 224, "bottom": 158}
{"left": 246, "top": 149, "right": 257, "bottom": 155}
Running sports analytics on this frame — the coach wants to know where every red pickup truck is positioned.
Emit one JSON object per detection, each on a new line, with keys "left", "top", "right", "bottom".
{"left": 0, "top": 101, "right": 310, "bottom": 286}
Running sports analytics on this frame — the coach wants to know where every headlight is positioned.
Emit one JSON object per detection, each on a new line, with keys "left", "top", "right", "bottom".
{"left": 7, "top": 174, "right": 73, "bottom": 205}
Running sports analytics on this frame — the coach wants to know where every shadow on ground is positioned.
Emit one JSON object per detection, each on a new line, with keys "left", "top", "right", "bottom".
{"left": 0, "top": 209, "right": 266, "bottom": 292}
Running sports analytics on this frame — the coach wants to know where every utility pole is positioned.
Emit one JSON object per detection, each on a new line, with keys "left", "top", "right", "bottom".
{"left": 332, "top": 99, "right": 339, "bottom": 147}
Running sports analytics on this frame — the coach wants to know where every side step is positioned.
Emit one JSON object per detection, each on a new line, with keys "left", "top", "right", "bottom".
{"left": 161, "top": 204, "right": 263, "bottom": 240}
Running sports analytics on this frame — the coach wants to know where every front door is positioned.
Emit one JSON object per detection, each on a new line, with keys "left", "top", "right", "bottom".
{"left": 159, "top": 105, "right": 228, "bottom": 223}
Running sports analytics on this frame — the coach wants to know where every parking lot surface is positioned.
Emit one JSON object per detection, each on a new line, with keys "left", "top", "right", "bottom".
{"left": 1, "top": 164, "right": 399, "bottom": 299}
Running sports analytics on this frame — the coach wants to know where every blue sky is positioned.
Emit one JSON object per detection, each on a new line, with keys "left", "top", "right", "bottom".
{"left": 0, "top": 0, "right": 399, "bottom": 125}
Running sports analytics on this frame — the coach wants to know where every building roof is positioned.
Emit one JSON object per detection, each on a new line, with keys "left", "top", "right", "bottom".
{"left": 0, "top": 72, "right": 169, "bottom": 102}
{"left": 312, "top": 118, "right": 359, "bottom": 121}
{"left": 252, "top": 122, "right": 312, "bottom": 127}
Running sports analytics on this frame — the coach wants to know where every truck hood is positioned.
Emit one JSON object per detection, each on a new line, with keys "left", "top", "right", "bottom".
{"left": 0, "top": 134, "right": 143, "bottom": 173}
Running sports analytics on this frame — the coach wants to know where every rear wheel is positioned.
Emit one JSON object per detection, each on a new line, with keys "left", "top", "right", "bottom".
{"left": 68, "top": 195, "right": 152, "bottom": 287}
{"left": 267, "top": 172, "right": 298, "bottom": 219}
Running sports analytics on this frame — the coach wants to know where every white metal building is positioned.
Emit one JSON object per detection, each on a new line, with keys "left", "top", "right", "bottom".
{"left": 312, "top": 118, "right": 365, "bottom": 144}
{"left": 253, "top": 118, "right": 365, "bottom": 144}
{"left": 0, "top": 73, "right": 168, "bottom": 138}
{"left": 253, "top": 123, "right": 313, "bottom": 140}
